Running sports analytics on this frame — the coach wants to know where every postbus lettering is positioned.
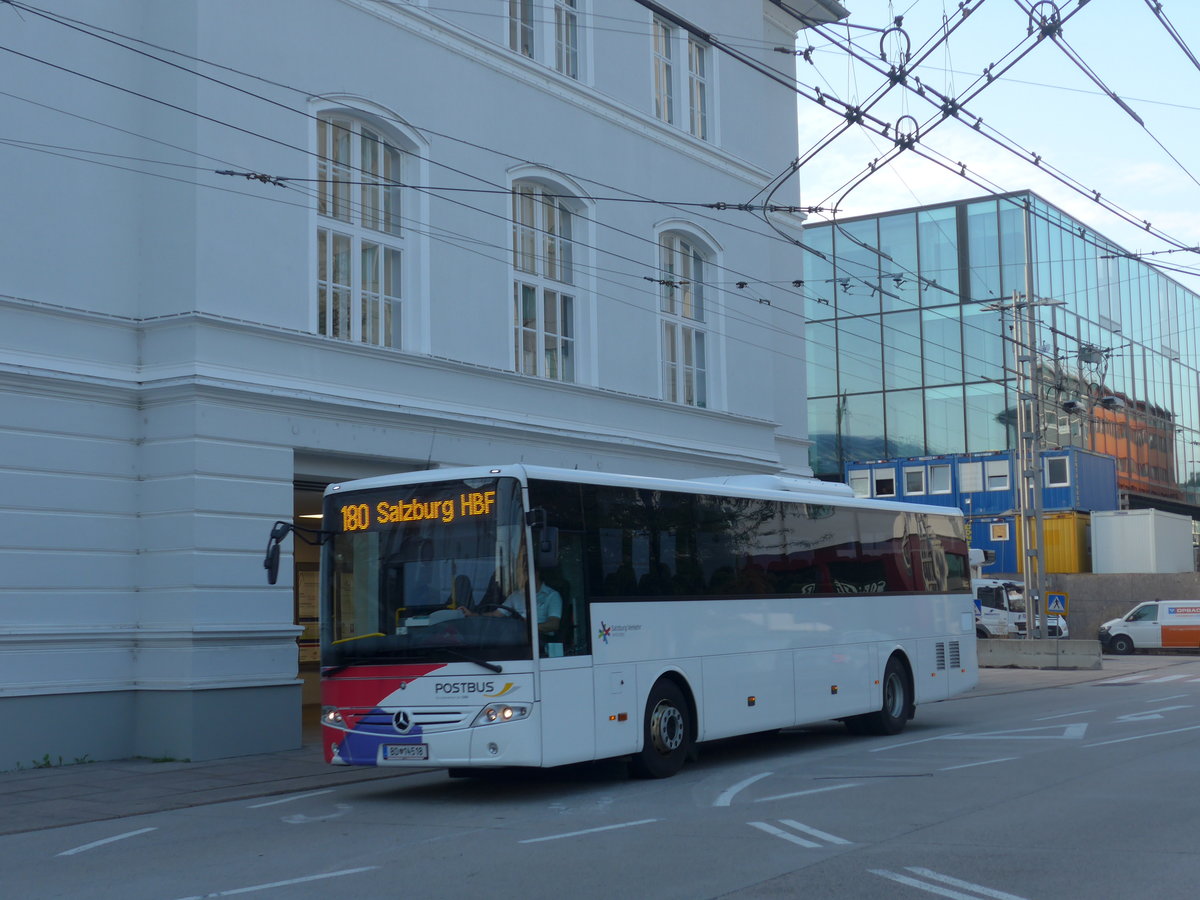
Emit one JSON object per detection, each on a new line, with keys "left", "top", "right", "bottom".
{"left": 433, "top": 681, "right": 497, "bottom": 695}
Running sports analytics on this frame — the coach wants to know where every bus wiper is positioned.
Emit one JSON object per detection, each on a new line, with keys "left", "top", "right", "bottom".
{"left": 436, "top": 648, "right": 503, "bottom": 674}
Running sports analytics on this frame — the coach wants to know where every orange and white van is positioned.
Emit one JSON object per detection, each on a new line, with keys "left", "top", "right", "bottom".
{"left": 1099, "top": 601, "right": 1200, "bottom": 654}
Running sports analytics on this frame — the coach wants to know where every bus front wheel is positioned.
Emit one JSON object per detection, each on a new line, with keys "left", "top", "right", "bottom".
{"left": 630, "top": 679, "right": 692, "bottom": 779}
{"left": 844, "top": 656, "right": 912, "bottom": 736}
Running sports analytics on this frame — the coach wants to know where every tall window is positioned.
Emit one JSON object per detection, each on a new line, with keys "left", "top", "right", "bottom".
{"left": 652, "top": 18, "right": 674, "bottom": 124}
{"left": 687, "top": 36, "right": 709, "bottom": 140}
{"left": 555, "top": 0, "right": 579, "bottom": 78}
{"left": 316, "top": 115, "right": 403, "bottom": 347}
{"left": 509, "top": 0, "right": 534, "bottom": 57}
{"left": 659, "top": 233, "right": 708, "bottom": 407}
{"left": 513, "top": 182, "right": 576, "bottom": 382}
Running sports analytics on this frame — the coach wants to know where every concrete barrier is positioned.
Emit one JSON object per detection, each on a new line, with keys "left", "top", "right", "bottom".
{"left": 977, "top": 638, "right": 1101, "bottom": 670}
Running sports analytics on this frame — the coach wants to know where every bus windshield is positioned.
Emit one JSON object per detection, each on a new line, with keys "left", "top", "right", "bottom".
{"left": 321, "top": 476, "right": 530, "bottom": 667}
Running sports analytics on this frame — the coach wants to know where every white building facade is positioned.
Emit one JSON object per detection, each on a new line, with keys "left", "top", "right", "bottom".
{"left": 0, "top": 0, "right": 845, "bottom": 767}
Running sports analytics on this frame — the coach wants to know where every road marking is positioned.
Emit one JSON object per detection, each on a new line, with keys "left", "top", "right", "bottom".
{"left": 247, "top": 790, "right": 334, "bottom": 808}
{"left": 755, "top": 783, "right": 860, "bottom": 803}
{"left": 714, "top": 772, "right": 773, "bottom": 807}
{"left": 939, "top": 757, "right": 1019, "bottom": 771}
{"left": 1094, "top": 675, "right": 1147, "bottom": 684}
{"left": 871, "top": 733, "right": 963, "bottom": 752}
{"left": 944, "top": 723, "right": 1087, "bottom": 740}
{"left": 519, "top": 818, "right": 659, "bottom": 844}
{"left": 1116, "top": 705, "right": 1190, "bottom": 723}
{"left": 1146, "top": 694, "right": 1187, "bottom": 702}
{"left": 778, "top": 819, "right": 852, "bottom": 844}
{"left": 171, "top": 866, "right": 377, "bottom": 899}
{"left": 872, "top": 867, "right": 1029, "bottom": 900}
{"left": 1035, "top": 709, "right": 1094, "bottom": 721}
{"left": 282, "top": 804, "right": 351, "bottom": 824}
{"left": 1085, "top": 723, "right": 1200, "bottom": 748}
{"left": 58, "top": 827, "right": 157, "bottom": 856}
{"left": 1148, "top": 674, "right": 1190, "bottom": 683}
{"left": 749, "top": 820, "right": 820, "bottom": 848}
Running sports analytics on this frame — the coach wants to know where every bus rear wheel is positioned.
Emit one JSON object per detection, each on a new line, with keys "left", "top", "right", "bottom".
{"left": 630, "top": 679, "right": 691, "bottom": 779}
{"left": 844, "top": 656, "right": 911, "bottom": 736}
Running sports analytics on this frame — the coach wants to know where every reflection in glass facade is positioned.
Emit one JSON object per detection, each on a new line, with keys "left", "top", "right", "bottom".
{"left": 803, "top": 191, "right": 1200, "bottom": 512}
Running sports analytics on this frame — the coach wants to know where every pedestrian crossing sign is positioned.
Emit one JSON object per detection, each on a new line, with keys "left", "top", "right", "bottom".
{"left": 1046, "top": 591, "right": 1068, "bottom": 616}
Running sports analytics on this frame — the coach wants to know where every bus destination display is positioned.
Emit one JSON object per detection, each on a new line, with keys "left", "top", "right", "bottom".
{"left": 338, "top": 490, "right": 496, "bottom": 532}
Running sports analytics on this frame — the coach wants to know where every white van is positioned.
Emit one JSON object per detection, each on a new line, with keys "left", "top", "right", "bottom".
{"left": 1099, "top": 601, "right": 1200, "bottom": 654}
{"left": 973, "top": 579, "right": 1069, "bottom": 639}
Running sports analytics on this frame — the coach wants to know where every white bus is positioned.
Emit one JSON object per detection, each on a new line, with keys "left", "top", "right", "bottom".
{"left": 277, "top": 465, "right": 977, "bottom": 778}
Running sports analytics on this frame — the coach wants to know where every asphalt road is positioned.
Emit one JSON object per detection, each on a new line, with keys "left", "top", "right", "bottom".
{"left": 8, "top": 658, "right": 1200, "bottom": 899}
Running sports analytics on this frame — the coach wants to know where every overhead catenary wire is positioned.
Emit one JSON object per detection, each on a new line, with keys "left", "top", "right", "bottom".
{"left": 4, "top": 0, "right": 1199, "bottom": 386}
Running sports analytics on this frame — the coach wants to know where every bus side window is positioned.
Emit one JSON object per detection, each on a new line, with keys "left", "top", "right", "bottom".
{"left": 541, "top": 532, "right": 589, "bottom": 656}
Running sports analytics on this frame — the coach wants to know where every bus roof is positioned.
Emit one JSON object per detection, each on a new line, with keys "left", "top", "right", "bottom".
{"left": 324, "top": 464, "right": 963, "bottom": 519}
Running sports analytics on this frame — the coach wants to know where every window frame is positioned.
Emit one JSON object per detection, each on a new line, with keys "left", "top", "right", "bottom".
{"left": 512, "top": 180, "right": 579, "bottom": 382}
{"left": 1044, "top": 456, "right": 1070, "bottom": 488}
{"left": 508, "top": 0, "right": 586, "bottom": 81}
{"left": 985, "top": 458, "right": 1010, "bottom": 491}
{"left": 508, "top": 0, "right": 535, "bottom": 58}
{"left": 929, "top": 463, "right": 952, "bottom": 494}
{"left": 650, "top": 17, "right": 715, "bottom": 142}
{"left": 687, "top": 34, "right": 710, "bottom": 140}
{"left": 873, "top": 469, "right": 897, "bottom": 498}
{"left": 315, "top": 113, "right": 406, "bottom": 349}
{"left": 903, "top": 466, "right": 926, "bottom": 495}
{"left": 658, "top": 231, "right": 710, "bottom": 408}
{"left": 652, "top": 17, "right": 675, "bottom": 125}
{"left": 554, "top": 0, "right": 580, "bottom": 78}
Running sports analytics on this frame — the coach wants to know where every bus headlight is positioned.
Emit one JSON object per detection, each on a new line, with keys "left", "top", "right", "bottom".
{"left": 472, "top": 704, "right": 530, "bottom": 727}
{"left": 321, "top": 707, "right": 345, "bottom": 727}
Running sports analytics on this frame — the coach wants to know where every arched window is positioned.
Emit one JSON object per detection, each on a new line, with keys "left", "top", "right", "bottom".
{"left": 315, "top": 114, "right": 405, "bottom": 347}
{"left": 659, "top": 231, "right": 709, "bottom": 407}
{"left": 512, "top": 181, "right": 578, "bottom": 382}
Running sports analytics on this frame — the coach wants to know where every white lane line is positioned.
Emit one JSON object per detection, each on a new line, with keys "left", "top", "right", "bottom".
{"left": 1094, "top": 675, "right": 1146, "bottom": 683}
{"left": 871, "top": 868, "right": 985, "bottom": 900}
{"left": 58, "top": 827, "right": 157, "bottom": 856}
{"left": 755, "top": 783, "right": 860, "bottom": 803}
{"left": 748, "top": 821, "right": 820, "bottom": 848}
{"left": 171, "top": 867, "right": 378, "bottom": 899}
{"left": 1085, "top": 723, "right": 1200, "bottom": 747}
{"left": 778, "top": 819, "right": 852, "bottom": 845}
{"left": 907, "top": 866, "right": 1030, "bottom": 900}
{"left": 939, "top": 757, "right": 1019, "bottom": 771}
{"left": 519, "top": 818, "right": 659, "bottom": 844}
{"left": 1146, "top": 694, "right": 1188, "bottom": 703}
{"left": 1035, "top": 709, "right": 1095, "bottom": 721}
{"left": 871, "top": 733, "right": 963, "bottom": 752}
{"left": 1148, "top": 674, "right": 1189, "bottom": 683}
{"left": 714, "top": 772, "right": 773, "bottom": 807}
{"left": 872, "top": 867, "right": 1030, "bottom": 900}
{"left": 247, "top": 790, "right": 334, "bottom": 808}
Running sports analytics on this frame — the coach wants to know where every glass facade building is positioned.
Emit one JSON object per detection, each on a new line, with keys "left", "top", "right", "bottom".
{"left": 804, "top": 191, "right": 1200, "bottom": 516}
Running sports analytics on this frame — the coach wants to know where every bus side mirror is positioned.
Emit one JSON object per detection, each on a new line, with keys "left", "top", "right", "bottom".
{"left": 533, "top": 525, "right": 559, "bottom": 570}
{"left": 264, "top": 542, "right": 281, "bottom": 585}
{"left": 264, "top": 521, "right": 292, "bottom": 585}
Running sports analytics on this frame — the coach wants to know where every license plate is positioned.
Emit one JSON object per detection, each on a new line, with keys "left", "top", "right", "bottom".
{"left": 384, "top": 743, "right": 428, "bottom": 761}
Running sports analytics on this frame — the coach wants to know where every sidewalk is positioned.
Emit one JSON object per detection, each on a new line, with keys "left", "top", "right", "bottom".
{"left": 1, "top": 653, "right": 1195, "bottom": 837}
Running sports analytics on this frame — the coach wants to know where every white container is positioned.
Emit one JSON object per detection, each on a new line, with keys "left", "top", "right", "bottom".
{"left": 1091, "top": 509, "right": 1195, "bottom": 573}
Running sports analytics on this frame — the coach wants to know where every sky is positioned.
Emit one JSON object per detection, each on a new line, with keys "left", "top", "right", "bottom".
{"left": 782, "top": 0, "right": 1200, "bottom": 292}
